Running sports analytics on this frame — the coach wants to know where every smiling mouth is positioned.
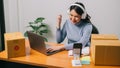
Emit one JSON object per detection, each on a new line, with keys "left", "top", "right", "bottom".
{"left": 72, "top": 21, "right": 77, "bottom": 24}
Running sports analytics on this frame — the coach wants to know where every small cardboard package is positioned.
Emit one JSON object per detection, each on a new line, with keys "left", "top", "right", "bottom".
{"left": 4, "top": 32, "right": 26, "bottom": 58}
{"left": 91, "top": 40, "right": 120, "bottom": 65}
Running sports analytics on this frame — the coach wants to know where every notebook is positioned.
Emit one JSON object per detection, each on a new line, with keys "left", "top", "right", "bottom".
{"left": 27, "top": 31, "right": 61, "bottom": 56}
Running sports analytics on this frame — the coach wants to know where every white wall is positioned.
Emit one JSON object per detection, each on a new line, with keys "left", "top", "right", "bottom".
{"left": 4, "top": 0, "right": 20, "bottom": 32}
{"left": 4, "top": 0, "right": 120, "bottom": 42}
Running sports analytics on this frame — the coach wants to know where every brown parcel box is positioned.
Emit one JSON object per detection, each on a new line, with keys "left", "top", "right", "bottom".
{"left": 4, "top": 32, "right": 26, "bottom": 58}
{"left": 91, "top": 34, "right": 118, "bottom": 40}
{"left": 91, "top": 40, "right": 120, "bottom": 65}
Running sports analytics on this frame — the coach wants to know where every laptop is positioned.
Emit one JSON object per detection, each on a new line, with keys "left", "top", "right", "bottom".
{"left": 27, "top": 31, "right": 61, "bottom": 56}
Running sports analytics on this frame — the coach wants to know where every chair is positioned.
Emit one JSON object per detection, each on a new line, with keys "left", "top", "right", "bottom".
{"left": 89, "top": 24, "right": 99, "bottom": 43}
{"left": 91, "top": 24, "right": 99, "bottom": 34}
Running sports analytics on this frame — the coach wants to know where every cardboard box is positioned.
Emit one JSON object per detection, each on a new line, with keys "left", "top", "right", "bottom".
{"left": 91, "top": 34, "right": 119, "bottom": 40}
{"left": 4, "top": 32, "right": 26, "bottom": 58}
{"left": 91, "top": 40, "right": 120, "bottom": 65}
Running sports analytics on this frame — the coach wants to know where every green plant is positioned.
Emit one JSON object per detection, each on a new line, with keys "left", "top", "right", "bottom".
{"left": 24, "top": 17, "right": 49, "bottom": 42}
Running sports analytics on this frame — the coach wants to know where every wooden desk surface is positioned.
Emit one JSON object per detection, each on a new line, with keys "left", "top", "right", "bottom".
{"left": 0, "top": 40, "right": 120, "bottom": 68}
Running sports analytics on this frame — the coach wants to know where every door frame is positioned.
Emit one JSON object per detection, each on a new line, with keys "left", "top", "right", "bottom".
{"left": 0, "top": 0, "right": 5, "bottom": 51}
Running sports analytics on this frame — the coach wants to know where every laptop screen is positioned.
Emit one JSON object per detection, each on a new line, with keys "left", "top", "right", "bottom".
{"left": 27, "top": 31, "right": 47, "bottom": 55}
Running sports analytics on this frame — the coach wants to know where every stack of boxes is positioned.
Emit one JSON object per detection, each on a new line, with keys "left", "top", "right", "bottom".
{"left": 4, "top": 32, "right": 26, "bottom": 58}
{"left": 90, "top": 34, "right": 120, "bottom": 65}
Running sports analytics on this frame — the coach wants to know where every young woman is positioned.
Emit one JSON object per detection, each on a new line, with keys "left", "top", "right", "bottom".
{"left": 47, "top": 2, "right": 93, "bottom": 53}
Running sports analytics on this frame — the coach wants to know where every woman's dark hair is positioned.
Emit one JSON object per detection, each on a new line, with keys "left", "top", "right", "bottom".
{"left": 69, "top": 2, "right": 91, "bottom": 23}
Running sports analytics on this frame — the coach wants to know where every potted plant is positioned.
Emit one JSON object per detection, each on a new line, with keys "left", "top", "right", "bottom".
{"left": 24, "top": 17, "right": 49, "bottom": 42}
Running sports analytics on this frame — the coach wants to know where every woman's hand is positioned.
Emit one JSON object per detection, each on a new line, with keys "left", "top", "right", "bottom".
{"left": 46, "top": 45, "right": 65, "bottom": 52}
{"left": 56, "top": 15, "right": 62, "bottom": 29}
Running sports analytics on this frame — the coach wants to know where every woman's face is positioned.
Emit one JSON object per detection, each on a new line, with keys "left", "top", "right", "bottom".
{"left": 69, "top": 9, "right": 81, "bottom": 24}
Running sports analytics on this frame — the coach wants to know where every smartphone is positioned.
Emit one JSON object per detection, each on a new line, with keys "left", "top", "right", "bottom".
{"left": 73, "top": 43, "right": 82, "bottom": 58}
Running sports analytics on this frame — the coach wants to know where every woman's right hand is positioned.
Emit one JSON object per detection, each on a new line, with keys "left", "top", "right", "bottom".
{"left": 57, "top": 15, "right": 62, "bottom": 28}
{"left": 46, "top": 45, "right": 65, "bottom": 53}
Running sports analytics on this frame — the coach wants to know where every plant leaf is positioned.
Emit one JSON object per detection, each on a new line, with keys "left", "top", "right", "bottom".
{"left": 44, "top": 37, "right": 48, "bottom": 42}
{"left": 40, "top": 30, "right": 48, "bottom": 33}
{"left": 29, "top": 25, "right": 39, "bottom": 31}
{"left": 24, "top": 31, "right": 28, "bottom": 37}
{"left": 35, "top": 17, "right": 45, "bottom": 23}
{"left": 29, "top": 22, "right": 34, "bottom": 24}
